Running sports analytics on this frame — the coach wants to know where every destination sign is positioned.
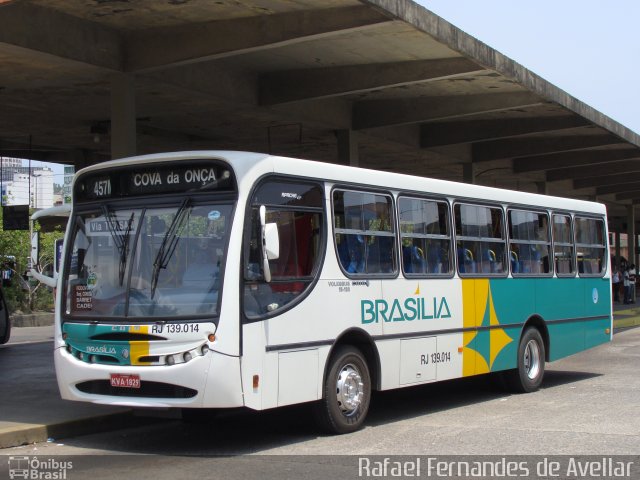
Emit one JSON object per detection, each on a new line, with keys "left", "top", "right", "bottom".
{"left": 128, "top": 166, "right": 219, "bottom": 195}
{"left": 76, "top": 161, "right": 235, "bottom": 201}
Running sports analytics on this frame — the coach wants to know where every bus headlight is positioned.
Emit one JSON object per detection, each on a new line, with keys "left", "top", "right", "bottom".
{"left": 183, "top": 352, "right": 193, "bottom": 363}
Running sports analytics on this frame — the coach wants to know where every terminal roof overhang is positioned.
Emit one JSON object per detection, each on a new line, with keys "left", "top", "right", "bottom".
{"left": 1, "top": 0, "right": 640, "bottom": 220}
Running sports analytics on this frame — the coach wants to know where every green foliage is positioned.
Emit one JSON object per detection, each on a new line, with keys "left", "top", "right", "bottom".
{"left": 0, "top": 208, "right": 65, "bottom": 313}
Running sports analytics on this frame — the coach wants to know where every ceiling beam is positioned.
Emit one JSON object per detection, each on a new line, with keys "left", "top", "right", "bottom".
{"left": 259, "top": 57, "right": 483, "bottom": 106}
{"left": 617, "top": 192, "right": 640, "bottom": 201}
{"left": 126, "top": 6, "right": 391, "bottom": 73}
{"left": 547, "top": 158, "right": 640, "bottom": 182}
{"left": 353, "top": 91, "right": 541, "bottom": 130}
{"left": 0, "top": 2, "right": 122, "bottom": 70}
{"left": 597, "top": 183, "right": 640, "bottom": 196}
{"left": 473, "top": 135, "right": 622, "bottom": 163}
{"left": 575, "top": 172, "right": 640, "bottom": 190}
{"left": 420, "top": 115, "right": 590, "bottom": 148}
{"left": 513, "top": 148, "right": 640, "bottom": 174}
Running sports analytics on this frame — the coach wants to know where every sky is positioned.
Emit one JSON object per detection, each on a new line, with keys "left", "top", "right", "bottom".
{"left": 416, "top": 1, "right": 640, "bottom": 134}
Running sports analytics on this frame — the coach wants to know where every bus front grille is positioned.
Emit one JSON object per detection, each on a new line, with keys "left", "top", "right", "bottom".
{"left": 76, "top": 380, "right": 198, "bottom": 399}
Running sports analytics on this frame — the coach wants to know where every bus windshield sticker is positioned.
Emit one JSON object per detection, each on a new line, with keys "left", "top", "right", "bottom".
{"left": 86, "top": 272, "right": 97, "bottom": 290}
{"left": 72, "top": 284, "right": 93, "bottom": 312}
{"left": 208, "top": 210, "right": 221, "bottom": 221}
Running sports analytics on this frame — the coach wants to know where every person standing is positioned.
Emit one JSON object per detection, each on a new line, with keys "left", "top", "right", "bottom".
{"left": 623, "top": 266, "right": 631, "bottom": 304}
{"left": 612, "top": 266, "right": 620, "bottom": 303}
{"left": 630, "top": 264, "right": 637, "bottom": 304}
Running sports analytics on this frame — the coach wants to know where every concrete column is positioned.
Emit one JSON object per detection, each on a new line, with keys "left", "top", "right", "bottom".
{"left": 336, "top": 129, "right": 359, "bottom": 167}
{"left": 535, "top": 182, "right": 548, "bottom": 195}
{"left": 627, "top": 205, "right": 636, "bottom": 267}
{"left": 110, "top": 73, "right": 136, "bottom": 160}
{"left": 462, "top": 162, "right": 476, "bottom": 184}
{"left": 615, "top": 231, "right": 621, "bottom": 267}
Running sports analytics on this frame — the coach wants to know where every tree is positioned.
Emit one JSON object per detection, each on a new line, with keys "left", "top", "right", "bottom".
{"left": 0, "top": 208, "right": 64, "bottom": 312}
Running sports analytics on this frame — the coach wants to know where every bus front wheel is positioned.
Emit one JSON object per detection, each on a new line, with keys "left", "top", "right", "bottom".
{"left": 506, "top": 327, "right": 546, "bottom": 393}
{"left": 314, "top": 345, "right": 371, "bottom": 434}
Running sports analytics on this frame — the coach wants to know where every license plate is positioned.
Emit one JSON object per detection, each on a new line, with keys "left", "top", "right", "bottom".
{"left": 110, "top": 373, "right": 140, "bottom": 389}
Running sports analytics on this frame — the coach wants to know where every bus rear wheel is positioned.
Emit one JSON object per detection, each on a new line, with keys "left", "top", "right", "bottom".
{"left": 505, "top": 327, "right": 545, "bottom": 393}
{"left": 314, "top": 345, "right": 371, "bottom": 434}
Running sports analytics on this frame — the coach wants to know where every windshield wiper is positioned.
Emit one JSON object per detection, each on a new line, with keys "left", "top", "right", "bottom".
{"left": 150, "top": 199, "right": 191, "bottom": 298}
{"left": 101, "top": 206, "right": 135, "bottom": 286}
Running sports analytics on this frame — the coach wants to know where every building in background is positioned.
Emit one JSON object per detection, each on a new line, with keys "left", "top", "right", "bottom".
{"left": 1, "top": 168, "right": 54, "bottom": 208}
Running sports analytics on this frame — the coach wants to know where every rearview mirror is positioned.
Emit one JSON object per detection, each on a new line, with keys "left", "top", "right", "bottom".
{"left": 259, "top": 205, "right": 280, "bottom": 283}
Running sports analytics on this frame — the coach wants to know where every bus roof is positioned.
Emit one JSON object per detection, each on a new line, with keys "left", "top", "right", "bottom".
{"left": 31, "top": 205, "right": 71, "bottom": 232}
{"left": 75, "top": 151, "right": 606, "bottom": 216}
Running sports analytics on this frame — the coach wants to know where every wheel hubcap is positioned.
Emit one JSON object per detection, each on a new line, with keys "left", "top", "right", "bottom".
{"left": 524, "top": 339, "right": 541, "bottom": 380}
{"left": 336, "top": 363, "right": 364, "bottom": 415}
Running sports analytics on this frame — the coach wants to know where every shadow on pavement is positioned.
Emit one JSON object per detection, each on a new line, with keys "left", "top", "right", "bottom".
{"left": 55, "top": 369, "right": 601, "bottom": 456}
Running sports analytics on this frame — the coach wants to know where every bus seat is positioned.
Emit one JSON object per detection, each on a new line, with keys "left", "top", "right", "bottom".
{"left": 483, "top": 249, "right": 496, "bottom": 273}
{"left": 458, "top": 248, "right": 476, "bottom": 274}
{"left": 402, "top": 245, "right": 413, "bottom": 273}
{"left": 403, "top": 245, "right": 426, "bottom": 274}
{"left": 427, "top": 246, "right": 442, "bottom": 274}
{"left": 345, "top": 235, "right": 365, "bottom": 273}
{"left": 510, "top": 250, "right": 520, "bottom": 273}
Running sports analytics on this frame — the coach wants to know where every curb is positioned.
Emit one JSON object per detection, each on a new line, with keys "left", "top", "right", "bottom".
{"left": 0, "top": 411, "right": 136, "bottom": 449}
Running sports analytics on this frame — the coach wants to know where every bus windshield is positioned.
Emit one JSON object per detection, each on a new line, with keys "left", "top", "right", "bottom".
{"left": 63, "top": 202, "right": 232, "bottom": 320}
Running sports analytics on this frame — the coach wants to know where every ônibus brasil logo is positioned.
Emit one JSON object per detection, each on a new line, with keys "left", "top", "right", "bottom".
{"left": 361, "top": 285, "right": 451, "bottom": 324}
{"left": 8, "top": 456, "right": 73, "bottom": 480}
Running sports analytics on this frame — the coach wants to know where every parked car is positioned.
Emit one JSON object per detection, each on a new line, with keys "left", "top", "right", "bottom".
{"left": 0, "top": 285, "right": 10, "bottom": 344}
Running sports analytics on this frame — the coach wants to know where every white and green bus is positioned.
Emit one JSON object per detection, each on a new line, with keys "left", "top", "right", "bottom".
{"left": 55, "top": 151, "right": 612, "bottom": 433}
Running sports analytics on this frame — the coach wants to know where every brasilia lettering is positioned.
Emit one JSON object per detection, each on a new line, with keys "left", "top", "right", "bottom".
{"left": 361, "top": 297, "right": 451, "bottom": 324}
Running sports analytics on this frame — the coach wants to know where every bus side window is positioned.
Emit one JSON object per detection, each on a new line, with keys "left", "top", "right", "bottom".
{"left": 398, "top": 197, "right": 452, "bottom": 277}
{"left": 574, "top": 216, "right": 606, "bottom": 277}
{"left": 455, "top": 203, "right": 506, "bottom": 276}
{"left": 553, "top": 214, "right": 575, "bottom": 276}
{"left": 508, "top": 210, "right": 551, "bottom": 276}
{"left": 333, "top": 190, "right": 397, "bottom": 276}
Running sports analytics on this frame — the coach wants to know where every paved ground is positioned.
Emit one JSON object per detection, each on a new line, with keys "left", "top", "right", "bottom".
{"left": 6, "top": 325, "right": 54, "bottom": 345}
{"left": 0, "top": 326, "right": 132, "bottom": 449}
{"left": 2, "top": 325, "right": 639, "bottom": 458}
{"left": 1, "top": 304, "right": 638, "bottom": 479}
{"left": 0, "top": 326, "right": 638, "bottom": 480}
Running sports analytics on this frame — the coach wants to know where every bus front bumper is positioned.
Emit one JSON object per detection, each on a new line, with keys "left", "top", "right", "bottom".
{"left": 54, "top": 346, "right": 244, "bottom": 409}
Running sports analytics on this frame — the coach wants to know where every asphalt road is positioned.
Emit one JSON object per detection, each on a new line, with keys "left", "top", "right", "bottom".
{"left": 1, "top": 327, "right": 639, "bottom": 479}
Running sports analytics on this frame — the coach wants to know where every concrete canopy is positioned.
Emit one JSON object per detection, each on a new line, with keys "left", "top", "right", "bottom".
{"left": 1, "top": 0, "right": 640, "bottom": 222}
